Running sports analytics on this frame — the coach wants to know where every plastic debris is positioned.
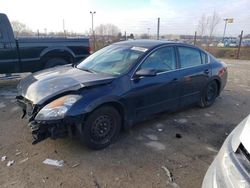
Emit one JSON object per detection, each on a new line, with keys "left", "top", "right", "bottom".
{"left": 1, "top": 156, "right": 7, "bottom": 161}
{"left": 72, "top": 163, "right": 80, "bottom": 168}
{"left": 15, "top": 152, "right": 22, "bottom": 156}
{"left": 161, "top": 166, "right": 173, "bottom": 182}
{"left": 158, "top": 128, "right": 163, "bottom": 132}
{"left": 19, "top": 158, "right": 29, "bottom": 164}
{"left": 43, "top": 159, "right": 64, "bottom": 167}
{"left": 7, "top": 160, "right": 15, "bottom": 167}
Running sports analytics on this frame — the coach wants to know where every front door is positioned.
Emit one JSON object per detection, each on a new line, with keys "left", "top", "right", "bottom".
{"left": 128, "top": 46, "right": 180, "bottom": 120}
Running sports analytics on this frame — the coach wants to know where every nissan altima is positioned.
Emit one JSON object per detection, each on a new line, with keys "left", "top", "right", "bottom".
{"left": 16, "top": 40, "right": 227, "bottom": 149}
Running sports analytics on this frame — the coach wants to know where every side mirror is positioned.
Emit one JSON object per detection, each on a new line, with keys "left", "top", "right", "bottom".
{"left": 134, "top": 69, "right": 157, "bottom": 79}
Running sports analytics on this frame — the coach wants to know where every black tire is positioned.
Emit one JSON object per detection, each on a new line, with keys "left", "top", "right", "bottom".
{"left": 44, "top": 58, "right": 69, "bottom": 69}
{"left": 199, "top": 80, "right": 218, "bottom": 108}
{"left": 82, "top": 106, "right": 121, "bottom": 150}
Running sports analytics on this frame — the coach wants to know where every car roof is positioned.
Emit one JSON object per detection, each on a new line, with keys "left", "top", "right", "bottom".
{"left": 114, "top": 39, "right": 197, "bottom": 49}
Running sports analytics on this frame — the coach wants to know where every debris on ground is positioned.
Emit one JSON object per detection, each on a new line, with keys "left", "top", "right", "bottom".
{"left": 72, "top": 163, "right": 80, "bottom": 168}
{"left": 161, "top": 166, "right": 180, "bottom": 188}
{"left": 161, "top": 166, "right": 173, "bottom": 182}
{"left": 7, "top": 160, "right": 15, "bottom": 167}
{"left": 1, "top": 156, "right": 7, "bottom": 161}
{"left": 43, "top": 159, "right": 64, "bottom": 167}
{"left": 15, "top": 151, "right": 22, "bottom": 156}
{"left": 19, "top": 157, "right": 29, "bottom": 164}
{"left": 175, "top": 133, "right": 182, "bottom": 139}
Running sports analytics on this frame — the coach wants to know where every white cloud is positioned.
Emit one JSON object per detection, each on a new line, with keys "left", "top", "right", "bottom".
{"left": 0, "top": 0, "right": 249, "bottom": 35}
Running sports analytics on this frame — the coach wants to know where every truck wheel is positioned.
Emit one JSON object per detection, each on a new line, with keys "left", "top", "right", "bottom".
{"left": 82, "top": 106, "right": 121, "bottom": 150}
{"left": 44, "top": 58, "right": 69, "bottom": 69}
{"left": 198, "top": 80, "right": 218, "bottom": 108}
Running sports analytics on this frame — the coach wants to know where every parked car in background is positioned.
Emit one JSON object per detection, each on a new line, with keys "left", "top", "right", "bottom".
{"left": 202, "top": 114, "right": 250, "bottom": 188}
{"left": 217, "top": 42, "right": 225, "bottom": 48}
{"left": 0, "top": 13, "right": 90, "bottom": 74}
{"left": 16, "top": 40, "right": 227, "bottom": 149}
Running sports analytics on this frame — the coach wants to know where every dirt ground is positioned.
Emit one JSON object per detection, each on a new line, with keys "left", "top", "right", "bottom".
{"left": 0, "top": 59, "right": 250, "bottom": 188}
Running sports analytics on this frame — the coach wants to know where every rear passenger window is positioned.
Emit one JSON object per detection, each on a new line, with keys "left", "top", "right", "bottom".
{"left": 0, "top": 30, "right": 2, "bottom": 39}
{"left": 178, "top": 47, "right": 202, "bottom": 68}
{"left": 201, "top": 51, "right": 207, "bottom": 64}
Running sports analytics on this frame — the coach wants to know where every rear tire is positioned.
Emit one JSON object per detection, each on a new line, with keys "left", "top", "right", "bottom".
{"left": 44, "top": 58, "right": 69, "bottom": 69}
{"left": 199, "top": 80, "right": 218, "bottom": 108}
{"left": 82, "top": 106, "right": 121, "bottom": 150}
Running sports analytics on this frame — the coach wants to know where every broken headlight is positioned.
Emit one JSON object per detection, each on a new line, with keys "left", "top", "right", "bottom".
{"left": 35, "top": 95, "right": 80, "bottom": 121}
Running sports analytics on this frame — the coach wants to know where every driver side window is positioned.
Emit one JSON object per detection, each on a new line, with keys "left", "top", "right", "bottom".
{"left": 140, "top": 46, "right": 176, "bottom": 73}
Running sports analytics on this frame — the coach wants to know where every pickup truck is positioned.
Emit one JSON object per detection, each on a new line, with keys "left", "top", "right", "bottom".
{"left": 0, "top": 13, "right": 90, "bottom": 73}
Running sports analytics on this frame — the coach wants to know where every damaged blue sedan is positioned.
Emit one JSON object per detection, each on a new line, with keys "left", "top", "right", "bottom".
{"left": 16, "top": 40, "right": 227, "bottom": 150}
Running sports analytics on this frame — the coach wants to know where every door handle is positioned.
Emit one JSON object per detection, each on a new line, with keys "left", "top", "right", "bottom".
{"left": 204, "top": 69, "right": 210, "bottom": 74}
{"left": 171, "top": 78, "right": 178, "bottom": 82}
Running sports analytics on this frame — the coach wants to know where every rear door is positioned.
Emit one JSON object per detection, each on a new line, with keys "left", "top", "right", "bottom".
{"left": 177, "top": 46, "right": 210, "bottom": 108}
{"left": 0, "top": 18, "right": 18, "bottom": 73}
{"left": 129, "top": 46, "right": 180, "bottom": 120}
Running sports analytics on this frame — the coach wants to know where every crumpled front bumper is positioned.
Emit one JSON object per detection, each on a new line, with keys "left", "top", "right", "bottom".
{"left": 16, "top": 96, "right": 83, "bottom": 144}
{"left": 29, "top": 120, "right": 69, "bottom": 144}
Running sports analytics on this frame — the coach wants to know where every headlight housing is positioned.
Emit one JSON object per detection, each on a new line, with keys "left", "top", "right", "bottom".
{"left": 35, "top": 95, "right": 81, "bottom": 121}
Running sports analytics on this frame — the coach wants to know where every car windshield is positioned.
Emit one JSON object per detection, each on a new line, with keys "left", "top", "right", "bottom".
{"left": 77, "top": 44, "right": 145, "bottom": 75}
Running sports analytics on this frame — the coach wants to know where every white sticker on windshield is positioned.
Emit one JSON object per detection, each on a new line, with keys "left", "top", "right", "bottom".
{"left": 131, "top": 46, "right": 148, "bottom": 52}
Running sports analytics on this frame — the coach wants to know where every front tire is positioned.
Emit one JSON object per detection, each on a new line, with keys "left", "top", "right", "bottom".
{"left": 82, "top": 106, "right": 121, "bottom": 150}
{"left": 199, "top": 80, "right": 218, "bottom": 108}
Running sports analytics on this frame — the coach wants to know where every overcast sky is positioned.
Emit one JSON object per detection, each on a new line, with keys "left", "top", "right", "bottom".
{"left": 1, "top": 0, "right": 249, "bottom": 36}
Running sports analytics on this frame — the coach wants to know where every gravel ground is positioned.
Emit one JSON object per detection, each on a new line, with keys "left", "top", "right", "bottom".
{"left": 0, "top": 59, "right": 250, "bottom": 188}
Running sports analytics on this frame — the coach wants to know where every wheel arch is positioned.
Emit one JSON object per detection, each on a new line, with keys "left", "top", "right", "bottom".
{"left": 40, "top": 47, "right": 75, "bottom": 66}
{"left": 84, "top": 100, "right": 127, "bottom": 128}
{"left": 208, "top": 76, "right": 221, "bottom": 96}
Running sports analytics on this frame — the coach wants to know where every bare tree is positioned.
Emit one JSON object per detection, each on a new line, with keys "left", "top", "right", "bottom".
{"left": 207, "top": 11, "right": 220, "bottom": 44}
{"left": 11, "top": 21, "right": 32, "bottom": 37}
{"left": 95, "top": 24, "right": 120, "bottom": 37}
{"left": 197, "top": 12, "right": 220, "bottom": 48}
{"left": 197, "top": 14, "right": 208, "bottom": 37}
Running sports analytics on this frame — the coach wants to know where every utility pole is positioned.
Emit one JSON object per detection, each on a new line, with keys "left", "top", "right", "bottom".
{"left": 157, "top": 18, "right": 160, "bottom": 40}
{"left": 236, "top": 30, "right": 243, "bottom": 59}
{"left": 90, "top": 11, "right": 96, "bottom": 51}
{"left": 223, "top": 18, "right": 234, "bottom": 42}
{"left": 63, "top": 19, "right": 66, "bottom": 37}
{"left": 194, "top": 31, "right": 197, "bottom": 46}
{"left": 124, "top": 31, "right": 127, "bottom": 40}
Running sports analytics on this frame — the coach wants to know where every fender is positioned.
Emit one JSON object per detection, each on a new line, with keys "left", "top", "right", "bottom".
{"left": 84, "top": 95, "right": 124, "bottom": 113}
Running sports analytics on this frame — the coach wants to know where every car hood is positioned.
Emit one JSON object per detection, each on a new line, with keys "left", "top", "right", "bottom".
{"left": 17, "top": 65, "right": 115, "bottom": 105}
